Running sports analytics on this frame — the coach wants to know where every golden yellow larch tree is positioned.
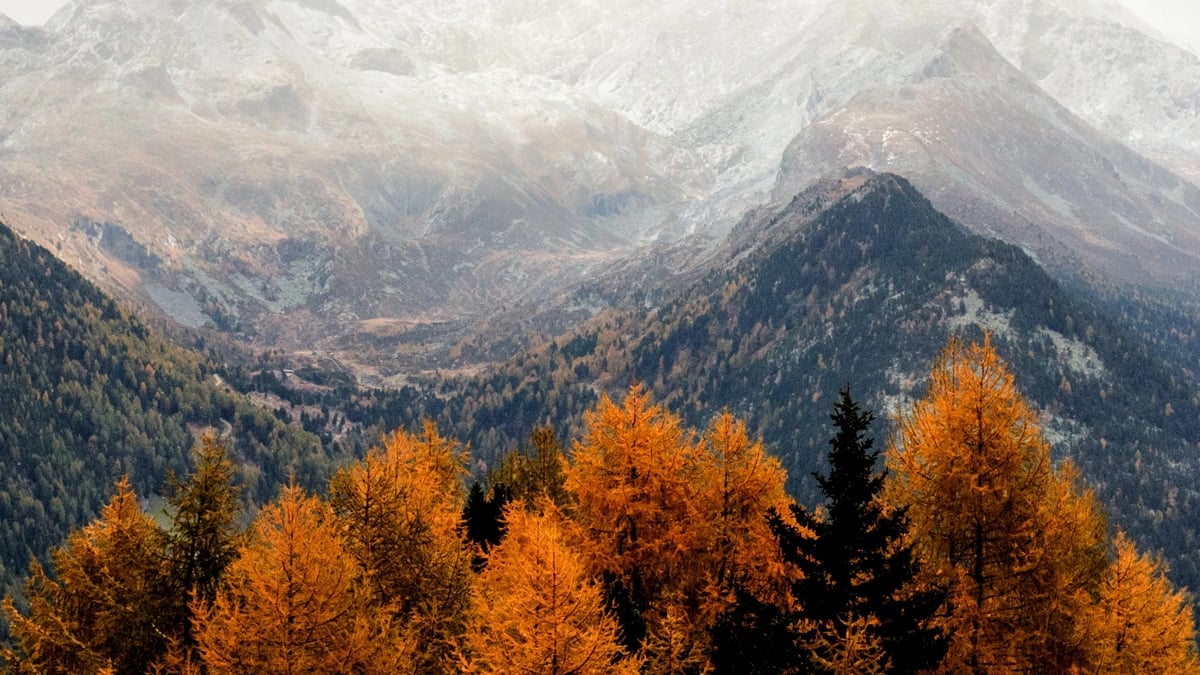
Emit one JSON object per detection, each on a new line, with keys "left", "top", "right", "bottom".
{"left": 649, "top": 411, "right": 790, "bottom": 672}
{"left": 564, "top": 385, "right": 699, "bottom": 649}
{"left": 149, "top": 639, "right": 205, "bottom": 675}
{"left": 640, "top": 598, "right": 714, "bottom": 675}
{"left": 1028, "top": 459, "right": 1111, "bottom": 668}
{"left": 692, "top": 411, "right": 790, "bottom": 608}
{"left": 328, "top": 420, "right": 473, "bottom": 672}
{"left": 192, "top": 484, "right": 411, "bottom": 675}
{"left": 566, "top": 388, "right": 793, "bottom": 667}
{"left": 887, "top": 336, "right": 1108, "bottom": 673}
{"left": 1082, "top": 531, "right": 1200, "bottom": 674}
{"left": 802, "top": 614, "right": 890, "bottom": 675}
{"left": 3, "top": 476, "right": 171, "bottom": 675}
{"left": 462, "top": 500, "right": 639, "bottom": 675}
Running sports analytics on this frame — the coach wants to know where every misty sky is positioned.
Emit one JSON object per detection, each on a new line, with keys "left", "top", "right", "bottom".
{"left": 0, "top": 0, "right": 1197, "bottom": 53}
{"left": 1118, "top": 0, "right": 1200, "bottom": 54}
{"left": 0, "top": 0, "right": 62, "bottom": 26}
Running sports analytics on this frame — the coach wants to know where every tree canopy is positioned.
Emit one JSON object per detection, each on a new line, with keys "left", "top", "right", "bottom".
{"left": 4, "top": 347, "right": 1197, "bottom": 674}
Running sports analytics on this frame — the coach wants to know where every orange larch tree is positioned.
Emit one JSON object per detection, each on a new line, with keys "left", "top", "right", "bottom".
{"left": 565, "top": 387, "right": 791, "bottom": 670}
{"left": 192, "top": 484, "right": 409, "bottom": 674}
{"left": 463, "top": 500, "right": 639, "bottom": 675}
{"left": 803, "top": 614, "right": 890, "bottom": 675}
{"left": 564, "top": 385, "right": 698, "bottom": 651}
{"left": 640, "top": 599, "right": 714, "bottom": 675}
{"left": 1083, "top": 531, "right": 1200, "bottom": 673}
{"left": 689, "top": 410, "right": 791, "bottom": 626}
{"left": 3, "top": 476, "right": 172, "bottom": 675}
{"left": 327, "top": 420, "right": 473, "bottom": 673}
{"left": 887, "top": 337, "right": 1108, "bottom": 673}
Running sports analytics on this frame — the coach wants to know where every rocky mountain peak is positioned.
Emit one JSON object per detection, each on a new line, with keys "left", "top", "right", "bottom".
{"left": 1, "top": 0, "right": 1198, "bottom": 374}
{"left": 918, "top": 23, "right": 1014, "bottom": 80}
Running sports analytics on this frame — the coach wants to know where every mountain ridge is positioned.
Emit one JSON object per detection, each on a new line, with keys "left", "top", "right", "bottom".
{"left": 774, "top": 23, "right": 1200, "bottom": 287}
{"left": 367, "top": 171, "right": 1200, "bottom": 591}
{"left": 0, "top": 218, "right": 336, "bottom": 603}
{"left": 2, "top": 0, "right": 1200, "bottom": 374}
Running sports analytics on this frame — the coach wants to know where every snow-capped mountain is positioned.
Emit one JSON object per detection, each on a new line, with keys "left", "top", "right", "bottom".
{"left": 773, "top": 24, "right": 1200, "bottom": 285}
{"left": 0, "top": 0, "right": 1197, "bottom": 371}
{"left": 0, "top": 0, "right": 711, "bottom": 359}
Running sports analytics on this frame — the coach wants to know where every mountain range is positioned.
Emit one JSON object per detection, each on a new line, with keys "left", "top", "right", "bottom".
{"left": 1, "top": 0, "right": 1199, "bottom": 377}
{"left": 2, "top": 0, "right": 1200, "bottom": 608}
{"left": 368, "top": 171, "right": 1200, "bottom": 592}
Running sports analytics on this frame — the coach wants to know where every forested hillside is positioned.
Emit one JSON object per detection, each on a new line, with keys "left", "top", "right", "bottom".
{"left": 312, "top": 172, "right": 1200, "bottom": 591}
{"left": 4, "top": 345, "right": 1196, "bottom": 673}
{"left": 4, "top": 171, "right": 1200, "bottom": 671}
{"left": 0, "top": 221, "right": 332, "bottom": 602}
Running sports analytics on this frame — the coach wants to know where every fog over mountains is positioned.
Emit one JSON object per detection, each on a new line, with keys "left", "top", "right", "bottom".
{"left": 0, "top": 0, "right": 1198, "bottom": 372}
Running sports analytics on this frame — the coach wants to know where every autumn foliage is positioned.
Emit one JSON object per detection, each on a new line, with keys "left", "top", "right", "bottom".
{"left": 1087, "top": 531, "right": 1200, "bottom": 672}
{"left": 4, "top": 339, "right": 1199, "bottom": 673}
{"left": 192, "top": 484, "right": 409, "bottom": 674}
{"left": 889, "top": 337, "right": 1198, "bottom": 674}
{"left": 565, "top": 387, "right": 789, "bottom": 665}
{"left": 328, "top": 421, "right": 472, "bottom": 672}
{"left": 463, "top": 500, "right": 638, "bottom": 674}
{"left": 3, "top": 476, "right": 169, "bottom": 674}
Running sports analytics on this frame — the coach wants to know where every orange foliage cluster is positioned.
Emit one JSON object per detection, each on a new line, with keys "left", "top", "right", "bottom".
{"left": 4, "top": 338, "right": 1198, "bottom": 674}
{"left": 889, "top": 338, "right": 1199, "bottom": 674}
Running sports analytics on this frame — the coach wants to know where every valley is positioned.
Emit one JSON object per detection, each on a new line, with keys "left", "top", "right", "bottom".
{"left": 0, "top": 0, "right": 1199, "bottom": 667}
{"left": 2, "top": 0, "right": 1200, "bottom": 377}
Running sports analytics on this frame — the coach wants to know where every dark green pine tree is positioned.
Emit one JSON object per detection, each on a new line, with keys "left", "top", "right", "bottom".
{"left": 462, "top": 482, "right": 512, "bottom": 570}
{"left": 164, "top": 432, "right": 243, "bottom": 642}
{"left": 708, "top": 586, "right": 797, "bottom": 674}
{"left": 778, "top": 386, "right": 946, "bottom": 674}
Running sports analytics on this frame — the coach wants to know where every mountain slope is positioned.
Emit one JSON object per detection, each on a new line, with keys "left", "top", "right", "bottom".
{"left": 0, "top": 0, "right": 703, "bottom": 368}
{"left": 0, "top": 220, "right": 331, "bottom": 602}
{"left": 774, "top": 25, "right": 1200, "bottom": 288}
{"left": 1, "top": 0, "right": 1199, "bottom": 374}
{"left": 393, "top": 172, "right": 1200, "bottom": 590}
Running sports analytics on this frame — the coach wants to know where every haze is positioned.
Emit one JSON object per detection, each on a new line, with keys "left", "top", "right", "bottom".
{"left": 1, "top": 0, "right": 1198, "bottom": 55}
{"left": 0, "top": 0, "right": 64, "bottom": 26}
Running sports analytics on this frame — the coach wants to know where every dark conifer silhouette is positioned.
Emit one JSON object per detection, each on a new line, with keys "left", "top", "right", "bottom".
{"left": 780, "top": 386, "right": 946, "bottom": 674}
{"left": 713, "top": 387, "right": 946, "bottom": 673}
{"left": 708, "top": 586, "right": 796, "bottom": 674}
{"left": 462, "top": 482, "right": 512, "bottom": 570}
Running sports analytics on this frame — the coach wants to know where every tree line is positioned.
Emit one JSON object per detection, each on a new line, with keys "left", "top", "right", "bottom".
{"left": 0, "top": 221, "right": 336, "bottom": 605}
{"left": 3, "top": 338, "right": 1196, "bottom": 673}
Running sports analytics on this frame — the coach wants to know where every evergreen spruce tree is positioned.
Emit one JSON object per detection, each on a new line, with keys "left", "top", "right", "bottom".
{"left": 779, "top": 387, "right": 946, "bottom": 674}
{"left": 708, "top": 587, "right": 796, "bottom": 674}
{"left": 462, "top": 482, "right": 511, "bottom": 570}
